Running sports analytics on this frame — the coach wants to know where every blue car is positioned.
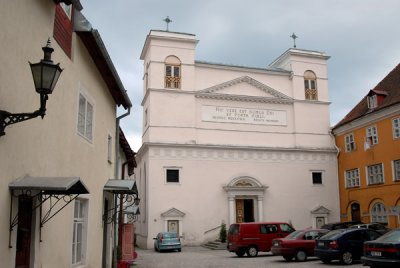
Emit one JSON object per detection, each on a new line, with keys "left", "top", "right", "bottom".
{"left": 314, "top": 228, "right": 382, "bottom": 264}
{"left": 153, "top": 232, "right": 182, "bottom": 252}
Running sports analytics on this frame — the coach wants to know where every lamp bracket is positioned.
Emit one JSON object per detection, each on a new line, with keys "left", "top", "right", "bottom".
{"left": 0, "top": 93, "right": 48, "bottom": 136}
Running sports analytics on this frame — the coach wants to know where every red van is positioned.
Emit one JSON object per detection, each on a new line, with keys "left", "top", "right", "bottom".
{"left": 227, "top": 222, "right": 295, "bottom": 257}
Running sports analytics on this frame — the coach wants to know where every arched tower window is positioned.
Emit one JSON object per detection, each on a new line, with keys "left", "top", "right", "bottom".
{"left": 165, "top": 55, "right": 181, "bottom": 89}
{"left": 304, "top": 70, "right": 318, "bottom": 100}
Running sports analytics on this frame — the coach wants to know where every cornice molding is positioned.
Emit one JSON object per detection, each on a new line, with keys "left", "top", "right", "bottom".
{"left": 136, "top": 142, "right": 337, "bottom": 163}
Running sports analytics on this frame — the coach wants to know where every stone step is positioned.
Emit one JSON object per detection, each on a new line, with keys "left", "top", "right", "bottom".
{"left": 202, "top": 241, "right": 227, "bottom": 250}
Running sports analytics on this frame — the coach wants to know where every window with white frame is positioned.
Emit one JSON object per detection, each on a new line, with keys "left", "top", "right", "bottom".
{"left": 166, "top": 168, "right": 180, "bottom": 183}
{"left": 393, "top": 159, "right": 400, "bottom": 181}
{"left": 367, "top": 163, "right": 384, "bottom": 185}
{"left": 77, "top": 93, "right": 94, "bottom": 142}
{"left": 393, "top": 118, "right": 400, "bottom": 139}
{"left": 371, "top": 202, "right": 388, "bottom": 224}
{"left": 72, "top": 199, "right": 88, "bottom": 266}
{"left": 367, "top": 95, "right": 378, "bottom": 109}
{"left": 366, "top": 126, "right": 378, "bottom": 145}
{"left": 345, "top": 169, "right": 360, "bottom": 188}
{"left": 345, "top": 133, "right": 356, "bottom": 152}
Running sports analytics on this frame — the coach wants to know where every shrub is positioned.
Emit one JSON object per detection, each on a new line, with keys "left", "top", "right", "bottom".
{"left": 219, "top": 223, "right": 227, "bottom": 243}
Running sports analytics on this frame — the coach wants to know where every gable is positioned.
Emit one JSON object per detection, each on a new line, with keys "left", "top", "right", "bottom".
{"left": 311, "top": 205, "right": 331, "bottom": 214}
{"left": 195, "top": 76, "right": 292, "bottom": 104}
{"left": 161, "top": 207, "right": 185, "bottom": 217}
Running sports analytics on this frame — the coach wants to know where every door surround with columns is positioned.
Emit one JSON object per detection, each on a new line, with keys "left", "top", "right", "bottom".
{"left": 223, "top": 176, "right": 267, "bottom": 225}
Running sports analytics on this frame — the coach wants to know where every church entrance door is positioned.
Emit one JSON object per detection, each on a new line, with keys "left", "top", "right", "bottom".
{"left": 235, "top": 199, "right": 254, "bottom": 223}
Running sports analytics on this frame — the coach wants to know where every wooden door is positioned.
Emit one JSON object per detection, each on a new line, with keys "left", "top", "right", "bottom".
{"left": 236, "top": 199, "right": 244, "bottom": 223}
{"left": 15, "top": 196, "right": 32, "bottom": 268}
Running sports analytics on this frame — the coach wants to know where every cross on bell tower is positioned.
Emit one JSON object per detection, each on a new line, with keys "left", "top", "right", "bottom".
{"left": 290, "top": 33, "right": 298, "bottom": 48}
{"left": 163, "top": 16, "right": 172, "bottom": 31}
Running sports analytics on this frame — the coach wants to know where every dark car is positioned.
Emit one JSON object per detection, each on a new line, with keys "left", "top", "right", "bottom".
{"left": 349, "top": 222, "right": 391, "bottom": 235}
{"left": 314, "top": 228, "right": 382, "bottom": 264}
{"left": 153, "top": 232, "right": 181, "bottom": 252}
{"left": 321, "top": 220, "right": 363, "bottom": 230}
{"left": 362, "top": 229, "right": 400, "bottom": 268}
{"left": 271, "top": 228, "right": 329, "bottom": 261}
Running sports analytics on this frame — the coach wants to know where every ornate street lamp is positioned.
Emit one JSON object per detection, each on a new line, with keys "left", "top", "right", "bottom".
{"left": 0, "top": 39, "right": 63, "bottom": 136}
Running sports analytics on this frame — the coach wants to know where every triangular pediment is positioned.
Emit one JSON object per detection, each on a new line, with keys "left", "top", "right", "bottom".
{"left": 311, "top": 205, "right": 331, "bottom": 215}
{"left": 195, "top": 76, "right": 292, "bottom": 103}
{"left": 161, "top": 207, "right": 185, "bottom": 218}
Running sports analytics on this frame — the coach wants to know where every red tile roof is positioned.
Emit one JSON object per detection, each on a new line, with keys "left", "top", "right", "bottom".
{"left": 333, "top": 63, "right": 400, "bottom": 129}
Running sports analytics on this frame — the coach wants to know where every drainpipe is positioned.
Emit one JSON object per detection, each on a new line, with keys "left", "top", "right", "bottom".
{"left": 113, "top": 107, "right": 131, "bottom": 268}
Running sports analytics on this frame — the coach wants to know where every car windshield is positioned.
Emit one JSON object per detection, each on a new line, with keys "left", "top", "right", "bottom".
{"left": 228, "top": 224, "right": 239, "bottom": 235}
{"left": 320, "top": 229, "right": 346, "bottom": 239}
{"left": 163, "top": 232, "right": 177, "bottom": 238}
{"left": 285, "top": 230, "right": 303, "bottom": 239}
{"left": 375, "top": 229, "right": 400, "bottom": 242}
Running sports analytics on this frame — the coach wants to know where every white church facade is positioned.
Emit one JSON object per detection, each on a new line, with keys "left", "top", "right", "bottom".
{"left": 134, "top": 30, "right": 340, "bottom": 249}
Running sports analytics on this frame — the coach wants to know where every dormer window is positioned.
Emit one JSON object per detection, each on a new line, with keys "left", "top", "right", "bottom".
{"left": 367, "top": 94, "right": 377, "bottom": 109}
{"left": 165, "top": 56, "right": 181, "bottom": 89}
{"left": 304, "top": 70, "right": 318, "bottom": 100}
{"left": 367, "top": 89, "right": 387, "bottom": 109}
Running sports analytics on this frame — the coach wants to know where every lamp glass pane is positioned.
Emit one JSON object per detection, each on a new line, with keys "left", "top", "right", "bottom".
{"left": 41, "top": 64, "right": 56, "bottom": 93}
{"left": 30, "top": 63, "right": 43, "bottom": 90}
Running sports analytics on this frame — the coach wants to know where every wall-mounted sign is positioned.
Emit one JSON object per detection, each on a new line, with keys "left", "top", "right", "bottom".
{"left": 201, "top": 105, "right": 287, "bottom": 126}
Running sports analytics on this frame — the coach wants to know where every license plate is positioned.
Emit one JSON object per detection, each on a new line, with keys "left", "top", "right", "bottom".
{"left": 318, "top": 242, "right": 324, "bottom": 247}
{"left": 371, "top": 251, "right": 382, "bottom": 256}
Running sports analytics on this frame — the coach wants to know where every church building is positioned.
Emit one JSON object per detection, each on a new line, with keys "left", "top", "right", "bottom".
{"left": 134, "top": 30, "right": 340, "bottom": 248}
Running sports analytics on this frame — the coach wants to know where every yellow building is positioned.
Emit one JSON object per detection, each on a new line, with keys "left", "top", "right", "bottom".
{"left": 332, "top": 64, "right": 400, "bottom": 228}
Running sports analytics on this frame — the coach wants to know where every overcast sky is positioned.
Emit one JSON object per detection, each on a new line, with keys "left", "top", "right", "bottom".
{"left": 81, "top": 0, "right": 400, "bottom": 151}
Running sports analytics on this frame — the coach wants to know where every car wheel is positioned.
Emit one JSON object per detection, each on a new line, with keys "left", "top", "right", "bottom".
{"left": 154, "top": 245, "right": 158, "bottom": 252}
{"left": 295, "top": 250, "right": 307, "bottom": 262}
{"left": 283, "top": 256, "right": 293, "bottom": 261}
{"left": 321, "top": 258, "right": 331, "bottom": 264}
{"left": 235, "top": 250, "right": 245, "bottom": 257}
{"left": 340, "top": 251, "right": 353, "bottom": 265}
{"left": 178, "top": 248, "right": 181, "bottom": 252}
{"left": 246, "top": 246, "right": 258, "bottom": 257}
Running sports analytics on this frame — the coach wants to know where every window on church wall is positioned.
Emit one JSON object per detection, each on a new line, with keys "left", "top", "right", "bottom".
{"left": 165, "top": 56, "right": 181, "bottom": 89}
{"left": 166, "top": 168, "right": 180, "bottom": 183}
{"left": 312, "top": 171, "right": 323, "bottom": 185}
{"left": 304, "top": 70, "right": 318, "bottom": 100}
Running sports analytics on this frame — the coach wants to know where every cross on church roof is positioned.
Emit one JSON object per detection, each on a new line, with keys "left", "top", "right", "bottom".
{"left": 163, "top": 16, "right": 172, "bottom": 31}
{"left": 290, "top": 33, "right": 298, "bottom": 48}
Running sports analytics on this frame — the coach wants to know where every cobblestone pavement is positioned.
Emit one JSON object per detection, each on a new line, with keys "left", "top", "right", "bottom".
{"left": 134, "top": 246, "right": 365, "bottom": 268}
